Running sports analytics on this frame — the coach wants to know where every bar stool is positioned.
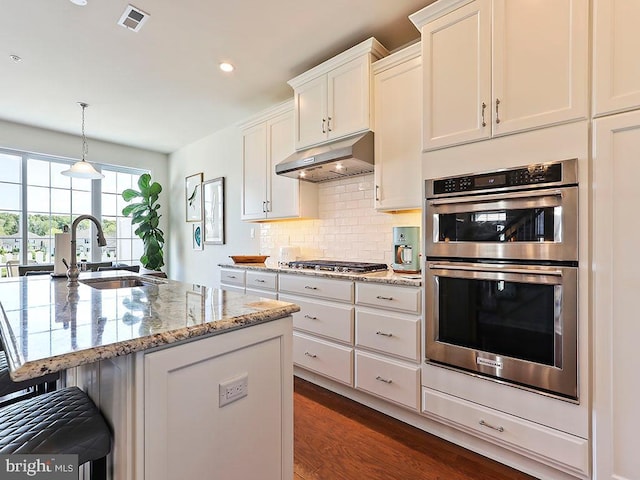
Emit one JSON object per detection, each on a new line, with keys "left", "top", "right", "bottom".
{"left": 0, "top": 350, "right": 60, "bottom": 408}
{"left": 0, "top": 386, "right": 111, "bottom": 480}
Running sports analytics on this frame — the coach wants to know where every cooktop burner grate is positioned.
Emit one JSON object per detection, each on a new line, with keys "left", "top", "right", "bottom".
{"left": 287, "top": 260, "right": 388, "bottom": 273}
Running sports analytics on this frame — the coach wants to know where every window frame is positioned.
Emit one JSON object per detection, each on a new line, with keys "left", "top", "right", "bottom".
{"left": 0, "top": 146, "right": 147, "bottom": 268}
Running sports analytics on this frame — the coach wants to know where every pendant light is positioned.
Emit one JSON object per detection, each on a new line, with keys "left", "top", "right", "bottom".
{"left": 61, "top": 102, "right": 104, "bottom": 179}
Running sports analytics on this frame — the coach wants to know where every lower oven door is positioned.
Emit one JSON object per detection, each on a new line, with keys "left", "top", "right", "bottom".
{"left": 425, "top": 261, "right": 578, "bottom": 399}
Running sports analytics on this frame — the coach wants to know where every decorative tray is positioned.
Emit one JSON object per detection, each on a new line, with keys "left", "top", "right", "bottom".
{"left": 229, "top": 255, "right": 269, "bottom": 264}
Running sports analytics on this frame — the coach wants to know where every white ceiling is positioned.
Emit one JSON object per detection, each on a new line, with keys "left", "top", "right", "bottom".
{"left": 1, "top": 0, "right": 432, "bottom": 154}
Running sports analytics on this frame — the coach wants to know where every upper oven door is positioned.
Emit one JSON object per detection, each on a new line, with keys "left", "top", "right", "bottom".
{"left": 425, "top": 185, "right": 578, "bottom": 262}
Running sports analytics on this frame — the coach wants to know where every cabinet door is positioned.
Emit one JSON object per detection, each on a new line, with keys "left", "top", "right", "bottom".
{"left": 327, "top": 56, "right": 370, "bottom": 141}
{"left": 374, "top": 53, "right": 422, "bottom": 211}
{"left": 421, "top": 0, "right": 491, "bottom": 151}
{"left": 267, "top": 110, "right": 300, "bottom": 219}
{"left": 241, "top": 123, "right": 267, "bottom": 220}
{"left": 492, "top": 0, "right": 588, "bottom": 136}
{"left": 593, "top": 110, "right": 640, "bottom": 480}
{"left": 593, "top": 0, "right": 640, "bottom": 116}
{"left": 144, "top": 333, "right": 285, "bottom": 480}
{"left": 294, "top": 75, "right": 327, "bottom": 149}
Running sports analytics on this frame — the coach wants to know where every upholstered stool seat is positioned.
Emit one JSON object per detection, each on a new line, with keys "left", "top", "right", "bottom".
{"left": 0, "top": 386, "right": 111, "bottom": 478}
{"left": 0, "top": 351, "right": 59, "bottom": 402}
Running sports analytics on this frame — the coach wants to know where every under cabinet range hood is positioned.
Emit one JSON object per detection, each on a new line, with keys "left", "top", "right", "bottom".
{"left": 275, "top": 131, "right": 374, "bottom": 182}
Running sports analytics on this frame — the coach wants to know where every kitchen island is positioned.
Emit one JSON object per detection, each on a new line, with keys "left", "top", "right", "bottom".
{"left": 0, "top": 272, "right": 299, "bottom": 480}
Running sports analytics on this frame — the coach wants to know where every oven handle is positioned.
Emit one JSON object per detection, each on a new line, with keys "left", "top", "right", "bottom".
{"left": 428, "top": 263, "right": 564, "bottom": 277}
{"left": 428, "top": 189, "right": 563, "bottom": 207}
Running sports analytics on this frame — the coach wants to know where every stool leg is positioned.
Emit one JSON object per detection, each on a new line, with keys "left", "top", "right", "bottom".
{"left": 90, "top": 456, "right": 107, "bottom": 480}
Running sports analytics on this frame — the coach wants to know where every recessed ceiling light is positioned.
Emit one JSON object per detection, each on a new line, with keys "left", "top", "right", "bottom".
{"left": 219, "top": 62, "right": 234, "bottom": 73}
{"left": 9, "top": 54, "right": 22, "bottom": 63}
{"left": 69, "top": 0, "right": 88, "bottom": 5}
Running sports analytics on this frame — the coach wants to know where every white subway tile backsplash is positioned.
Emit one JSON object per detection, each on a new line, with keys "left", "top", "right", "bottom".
{"left": 260, "top": 174, "right": 421, "bottom": 264}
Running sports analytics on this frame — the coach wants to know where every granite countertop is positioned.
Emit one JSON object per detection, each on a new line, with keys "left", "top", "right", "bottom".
{"left": 0, "top": 272, "right": 299, "bottom": 381}
{"left": 219, "top": 262, "right": 422, "bottom": 287}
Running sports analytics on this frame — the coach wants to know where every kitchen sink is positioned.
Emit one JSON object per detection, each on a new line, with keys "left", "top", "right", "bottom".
{"left": 80, "top": 277, "right": 153, "bottom": 290}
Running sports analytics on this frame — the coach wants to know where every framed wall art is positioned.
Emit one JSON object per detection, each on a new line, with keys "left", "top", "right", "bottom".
{"left": 192, "top": 223, "right": 203, "bottom": 250}
{"left": 185, "top": 172, "right": 203, "bottom": 222}
{"left": 203, "top": 177, "right": 225, "bottom": 245}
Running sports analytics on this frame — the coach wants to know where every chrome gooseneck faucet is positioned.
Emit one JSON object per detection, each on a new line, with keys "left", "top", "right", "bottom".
{"left": 67, "top": 215, "right": 107, "bottom": 286}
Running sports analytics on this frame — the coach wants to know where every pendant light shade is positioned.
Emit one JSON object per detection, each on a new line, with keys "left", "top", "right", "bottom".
{"left": 61, "top": 102, "right": 104, "bottom": 179}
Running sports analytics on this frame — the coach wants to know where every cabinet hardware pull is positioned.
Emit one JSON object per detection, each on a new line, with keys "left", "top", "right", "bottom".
{"left": 304, "top": 315, "right": 318, "bottom": 320}
{"left": 327, "top": 116, "right": 332, "bottom": 132}
{"left": 495, "top": 98, "right": 501, "bottom": 124}
{"left": 376, "top": 331, "right": 393, "bottom": 337}
{"left": 228, "top": 275, "right": 236, "bottom": 279}
{"left": 375, "top": 185, "right": 380, "bottom": 202}
{"left": 262, "top": 201, "right": 266, "bottom": 213}
{"left": 265, "top": 200, "right": 270, "bottom": 212}
{"left": 375, "top": 295, "right": 393, "bottom": 301}
{"left": 304, "top": 352, "right": 317, "bottom": 358}
{"left": 322, "top": 118, "right": 326, "bottom": 134}
{"left": 481, "top": 102, "right": 487, "bottom": 127}
{"left": 375, "top": 375, "right": 392, "bottom": 384}
{"left": 479, "top": 419, "right": 504, "bottom": 433}
{"left": 255, "top": 279, "right": 265, "bottom": 283}
{"left": 304, "top": 286, "right": 318, "bottom": 290}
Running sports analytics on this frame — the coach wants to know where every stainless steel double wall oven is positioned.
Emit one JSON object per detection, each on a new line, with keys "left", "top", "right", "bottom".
{"left": 424, "top": 159, "right": 579, "bottom": 399}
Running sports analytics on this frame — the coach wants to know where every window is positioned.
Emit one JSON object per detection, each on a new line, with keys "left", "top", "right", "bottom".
{"left": 0, "top": 148, "right": 147, "bottom": 277}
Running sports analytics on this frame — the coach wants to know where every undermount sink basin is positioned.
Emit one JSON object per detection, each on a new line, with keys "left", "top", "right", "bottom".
{"left": 81, "top": 278, "right": 151, "bottom": 290}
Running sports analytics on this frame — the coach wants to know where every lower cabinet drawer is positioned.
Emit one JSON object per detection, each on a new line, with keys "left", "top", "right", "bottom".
{"left": 220, "top": 268, "right": 245, "bottom": 287}
{"left": 246, "top": 271, "right": 277, "bottom": 291}
{"left": 355, "top": 351, "right": 420, "bottom": 411}
{"left": 355, "top": 308, "right": 419, "bottom": 361}
{"left": 220, "top": 283, "right": 245, "bottom": 294}
{"left": 281, "top": 294, "right": 353, "bottom": 343}
{"left": 245, "top": 288, "right": 278, "bottom": 300}
{"left": 422, "top": 388, "right": 589, "bottom": 475}
{"left": 293, "top": 332, "right": 353, "bottom": 386}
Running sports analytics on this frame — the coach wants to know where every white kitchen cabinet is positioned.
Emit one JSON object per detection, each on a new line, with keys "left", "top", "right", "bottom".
{"left": 593, "top": 110, "right": 640, "bottom": 480}
{"left": 411, "top": 0, "right": 588, "bottom": 151}
{"left": 220, "top": 267, "right": 246, "bottom": 293}
{"left": 288, "top": 37, "right": 388, "bottom": 150}
{"left": 220, "top": 268, "right": 278, "bottom": 299}
{"left": 144, "top": 318, "right": 293, "bottom": 480}
{"left": 245, "top": 270, "right": 278, "bottom": 299}
{"left": 593, "top": 0, "right": 640, "bottom": 117}
{"left": 372, "top": 43, "right": 422, "bottom": 211}
{"left": 293, "top": 331, "right": 353, "bottom": 386}
{"left": 241, "top": 101, "right": 318, "bottom": 221}
{"left": 422, "top": 388, "right": 589, "bottom": 475}
{"left": 354, "top": 282, "right": 422, "bottom": 411}
{"left": 280, "top": 273, "right": 355, "bottom": 385}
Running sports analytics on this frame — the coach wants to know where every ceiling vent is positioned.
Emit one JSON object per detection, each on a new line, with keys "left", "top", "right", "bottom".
{"left": 118, "top": 5, "right": 149, "bottom": 32}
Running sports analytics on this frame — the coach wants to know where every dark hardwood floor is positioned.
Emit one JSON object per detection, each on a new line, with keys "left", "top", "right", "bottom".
{"left": 294, "top": 377, "right": 537, "bottom": 480}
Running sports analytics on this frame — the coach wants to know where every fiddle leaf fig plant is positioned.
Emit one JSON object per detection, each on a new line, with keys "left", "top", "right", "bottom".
{"left": 121, "top": 173, "right": 165, "bottom": 271}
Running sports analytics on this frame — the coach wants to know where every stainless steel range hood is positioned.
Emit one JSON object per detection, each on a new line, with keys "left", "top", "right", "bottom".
{"left": 275, "top": 131, "right": 374, "bottom": 183}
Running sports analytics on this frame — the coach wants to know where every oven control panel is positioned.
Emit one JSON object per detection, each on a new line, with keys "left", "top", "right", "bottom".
{"left": 432, "top": 162, "right": 565, "bottom": 195}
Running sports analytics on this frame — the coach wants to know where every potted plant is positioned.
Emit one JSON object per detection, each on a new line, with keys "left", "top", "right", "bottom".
{"left": 121, "top": 173, "right": 165, "bottom": 271}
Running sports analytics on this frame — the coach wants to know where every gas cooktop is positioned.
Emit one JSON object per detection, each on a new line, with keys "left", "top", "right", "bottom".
{"left": 287, "top": 260, "right": 388, "bottom": 273}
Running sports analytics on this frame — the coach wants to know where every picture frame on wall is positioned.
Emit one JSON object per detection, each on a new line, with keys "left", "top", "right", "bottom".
{"left": 203, "top": 177, "right": 225, "bottom": 245}
{"left": 192, "top": 223, "right": 203, "bottom": 250}
{"left": 185, "top": 172, "right": 203, "bottom": 222}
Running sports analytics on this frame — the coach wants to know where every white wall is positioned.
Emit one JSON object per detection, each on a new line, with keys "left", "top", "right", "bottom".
{"left": 167, "top": 124, "right": 258, "bottom": 286}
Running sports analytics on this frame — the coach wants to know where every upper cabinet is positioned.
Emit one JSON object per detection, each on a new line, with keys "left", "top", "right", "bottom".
{"left": 410, "top": 0, "right": 588, "bottom": 151}
{"left": 373, "top": 43, "right": 422, "bottom": 211}
{"left": 288, "top": 38, "right": 388, "bottom": 150}
{"left": 241, "top": 101, "right": 318, "bottom": 221}
{"left": 593, "top": 0, "right": 640, "bottom": 117}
